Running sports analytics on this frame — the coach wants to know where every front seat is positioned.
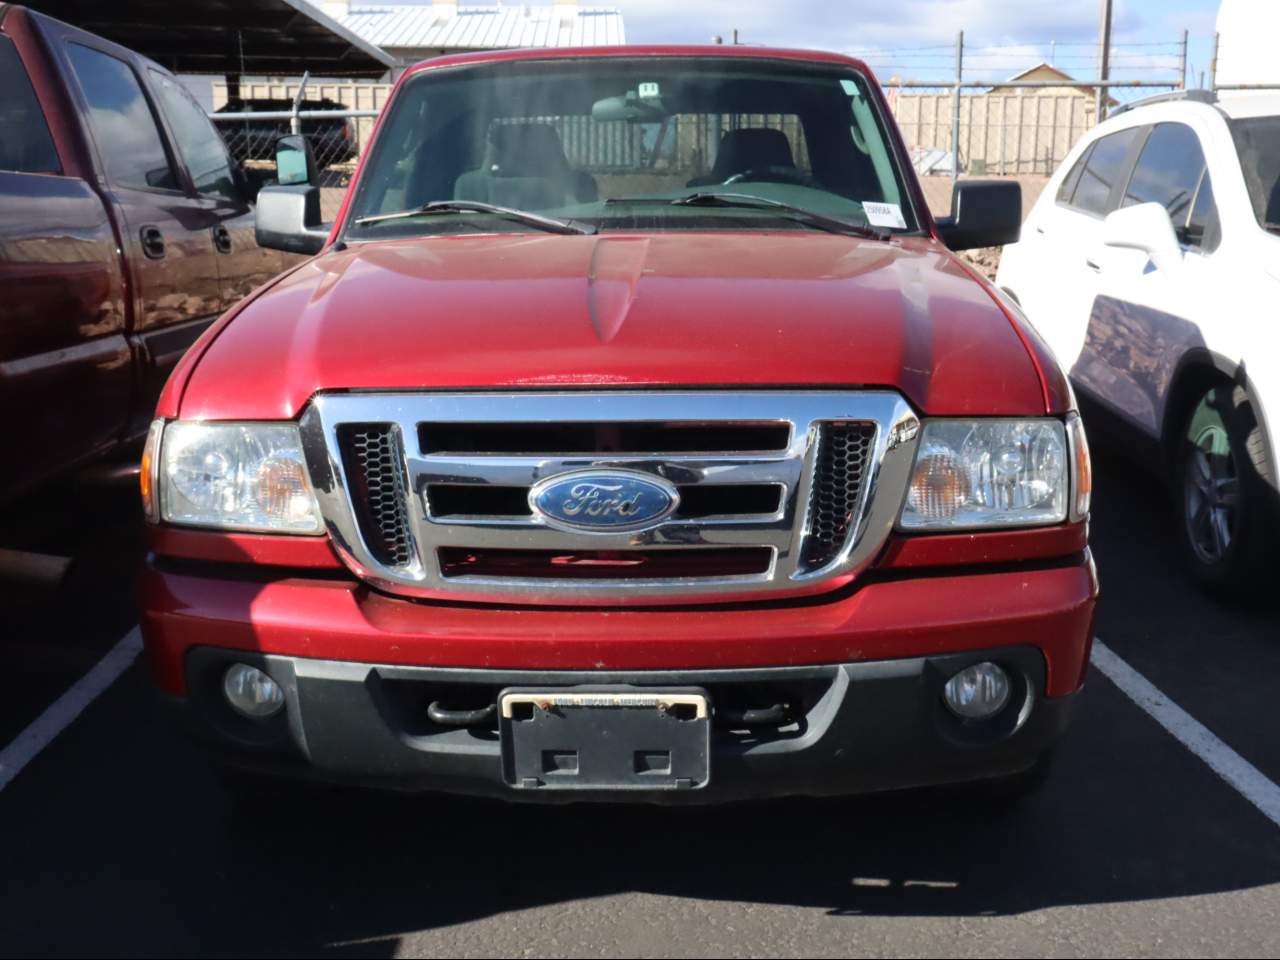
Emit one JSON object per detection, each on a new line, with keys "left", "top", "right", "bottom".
{"left": 687, "top": 128, "right": 797, "bottom": 187}
{"left": 454, "top": 123, "right": 598, "bottom": 209}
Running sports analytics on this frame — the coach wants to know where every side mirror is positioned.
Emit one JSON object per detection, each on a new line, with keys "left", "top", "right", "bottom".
{"left": 255, "top": 184, "right": 328, "bottom": 255}
{"left": 1102, "top": 202, "right": 1182, "bottom": 272}
{"left": 275, "top": 133, "right": 318, "bottom": 187}
{"left": 936, "top": 180, "right": 1022, "bottom": 251}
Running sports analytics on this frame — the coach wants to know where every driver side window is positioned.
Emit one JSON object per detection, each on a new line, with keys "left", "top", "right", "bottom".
{"left": 150, "top": 69, "right": 240, "bottom": 204}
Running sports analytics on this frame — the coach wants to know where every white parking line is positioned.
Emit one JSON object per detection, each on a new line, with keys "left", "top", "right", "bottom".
{"left": 2, "top": 626, "right": 1277, "bottom": 825}
{"left": 0, "top": 626, "right": 142, "bottom": 793}
{"left": 1092, "top": 639, "right": 1280, "bottom": 829}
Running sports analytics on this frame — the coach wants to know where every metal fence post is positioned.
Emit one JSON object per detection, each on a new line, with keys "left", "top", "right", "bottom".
{"left": 951, "top": 30, "right": 963, "bottom": 193}
{"left": 1179, "top": 29, "right": 1189, "bottom": 89}
{"left": 1097, "top": 0, "right": 1112, "bottom": 123}
{"left": 291, "top": 71, "right": 310, "bottom": 136}
{"left": 1209, "top": 32, "right": 1220, "bottom": 91}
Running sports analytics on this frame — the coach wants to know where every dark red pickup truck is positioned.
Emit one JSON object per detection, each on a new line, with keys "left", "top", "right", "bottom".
{"left": 0, "top": 5, "right": 294, "bottom": 501}
{"left": 141, "top": 46, "right": 1097, "bottom": 803}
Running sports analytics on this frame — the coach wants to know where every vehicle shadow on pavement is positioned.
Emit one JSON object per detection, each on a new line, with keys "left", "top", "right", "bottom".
{"left": 4, "top": 447, "right": 1280, "bottom": 957}
{"left": 3, "top": 654, "right": 1279, "bottom": 958}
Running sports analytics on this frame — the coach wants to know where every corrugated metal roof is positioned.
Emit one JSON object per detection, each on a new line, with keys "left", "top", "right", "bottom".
{"left": 337, "top": 3, "right": 626, "bottom": 54}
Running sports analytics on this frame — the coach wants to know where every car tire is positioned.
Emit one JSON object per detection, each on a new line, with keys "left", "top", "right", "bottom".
{"left": 1173, "top": 385, "right": 1276, "bottom": 594}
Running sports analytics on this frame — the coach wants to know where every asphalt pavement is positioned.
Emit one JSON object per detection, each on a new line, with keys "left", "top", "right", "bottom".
{"left": 1, "top": 442, "right": 1278, "bottom": 959}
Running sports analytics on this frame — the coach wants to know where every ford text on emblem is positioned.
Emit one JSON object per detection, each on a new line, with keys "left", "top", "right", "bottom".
{"left": 529, "top": 470, "right": 680, "bottom": 533}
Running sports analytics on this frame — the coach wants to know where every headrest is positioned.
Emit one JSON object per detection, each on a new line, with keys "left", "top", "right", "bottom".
{"left": 487, "top": 123, "right": 571, "bottom": 177}
{"left": 711, "top": 128, "right": 796, "bottom": 177}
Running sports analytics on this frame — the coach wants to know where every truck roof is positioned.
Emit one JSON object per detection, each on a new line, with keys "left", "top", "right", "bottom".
{"left": 402, "top": 44, "right": 875, "bottom": 81}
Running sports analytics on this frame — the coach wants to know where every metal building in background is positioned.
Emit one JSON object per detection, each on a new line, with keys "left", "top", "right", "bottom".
{"left": 320, "top": 0, "right": 626, "bottom": 76}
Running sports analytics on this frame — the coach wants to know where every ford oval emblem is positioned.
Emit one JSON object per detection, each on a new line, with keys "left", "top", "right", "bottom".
{"left": 529, "top": 470, "right": 680, "bottom": 533}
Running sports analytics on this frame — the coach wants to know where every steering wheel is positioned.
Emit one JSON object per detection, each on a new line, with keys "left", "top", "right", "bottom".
{"left": 722, "top": 166, "right": 815, "bottom": 187}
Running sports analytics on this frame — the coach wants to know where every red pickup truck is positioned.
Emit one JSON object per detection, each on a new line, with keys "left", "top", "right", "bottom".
{"left": 0, "top": 5, "right": 293, "bottom": 502}
{"left": 140, "top": 46, "right": 1097, "bottom": 802}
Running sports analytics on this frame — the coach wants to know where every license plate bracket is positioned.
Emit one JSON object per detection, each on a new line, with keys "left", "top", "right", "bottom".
{"left": 499, "top": 687, "right": 710, "bottom": 792}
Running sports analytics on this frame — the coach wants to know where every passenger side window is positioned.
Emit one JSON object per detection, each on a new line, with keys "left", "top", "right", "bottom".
{"left": 1122, "top": 123, "right": 1205, "bottom": 224}
{"left": 1056, "top": 144, "right": 1092, "bottom": 204}
{"left": 149, "top": 70, "right": 240, "bottom": 202}
{"left": 65, "top": 42, "right": 177, "bottom": 191}
{"left": 1185, "top": 170, "right": 1222, "bottom": 253}
{"left": 1066, "top": 127, "right": 1139, "bottom": 216}
{"left": 0, "top": 37, "right": 60, "bottom": 173}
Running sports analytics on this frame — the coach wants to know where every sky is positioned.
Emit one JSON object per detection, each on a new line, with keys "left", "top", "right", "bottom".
{"left": 367, "top": 0, "right": 1230, "bottom": 101}
{"left": 614, "top": 0, "right": 1224, "bottom": 93}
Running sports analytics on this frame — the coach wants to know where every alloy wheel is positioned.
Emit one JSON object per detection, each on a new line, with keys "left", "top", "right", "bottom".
{"left": 1183, "top": 415, "right": 1239, "bottom": 566}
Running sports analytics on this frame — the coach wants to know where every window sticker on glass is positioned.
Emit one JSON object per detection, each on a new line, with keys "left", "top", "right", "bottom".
{"left": 638, "top": 82, "right": 660, "bottom": 99}
{"left": 863, "top": 202, "right": 907, "bottom": 229}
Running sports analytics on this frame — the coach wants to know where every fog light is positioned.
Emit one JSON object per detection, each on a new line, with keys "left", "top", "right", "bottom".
{"left": 223, "top": 664, "right": 285, "bottom": 719}
{"left": 943, "top": 662, "right": 1011, "bottom": 720}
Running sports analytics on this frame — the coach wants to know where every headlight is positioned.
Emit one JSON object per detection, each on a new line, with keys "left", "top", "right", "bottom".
{"left": 899, "top": 419, "right": 1068, "bottom": 530}
{"left": 157, "top": 421, "right": 324, "bottom": 534}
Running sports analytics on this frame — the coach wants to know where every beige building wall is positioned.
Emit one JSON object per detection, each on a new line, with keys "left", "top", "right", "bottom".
{"left": 885, "top": 90, "right": 1098, "bottom": 176}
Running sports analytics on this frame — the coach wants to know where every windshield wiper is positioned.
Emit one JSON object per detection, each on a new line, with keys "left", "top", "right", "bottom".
{"left": 606, "top": 193, "right": 891, "bottom": 241}
{"left": 352, "top": 200, "right": 596, "bottom": 235}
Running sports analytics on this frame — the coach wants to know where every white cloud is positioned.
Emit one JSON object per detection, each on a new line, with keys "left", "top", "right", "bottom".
{"left": 618, "top": 0, "right": 1111, "bottom": 50}
{"left": 617, "top": 0, "right": 1193, "bottom": 86}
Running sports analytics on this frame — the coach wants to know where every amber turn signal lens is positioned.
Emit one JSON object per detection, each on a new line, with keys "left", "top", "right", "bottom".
{"left": 140, "top": 419, "right": 164, "bottom": 523}
{"left": 256, "top": 457, "right": 311, "bottom": 521}
{"left": 1068, "top": 413, "right": 1092, "bottom": 522}
{"left": 907, "top": 448, "right": 969, "bottom": 521}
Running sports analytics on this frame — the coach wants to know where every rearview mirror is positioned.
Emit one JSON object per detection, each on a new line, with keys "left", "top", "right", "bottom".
{"left": 1102, "top": 202, "right": 1182, "bottom": 272}
{"left": 591, "top": 91, "right": 668, "bottom": 123}
{"left": 255, "top": 184, "right": 328, "bottom": 255}
{"left": 275, "top": 133, "right": 318, "bottom": 187}
{"left": 936, "top": 180, "right": 1022, "bottom": 251}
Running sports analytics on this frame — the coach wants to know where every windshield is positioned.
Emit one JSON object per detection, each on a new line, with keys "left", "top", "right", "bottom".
{"left": 343, "top": 56, "right": 916, "bottom": 241}
{"left": 1231, "top": 116, "right": 1280, "bottom": 228}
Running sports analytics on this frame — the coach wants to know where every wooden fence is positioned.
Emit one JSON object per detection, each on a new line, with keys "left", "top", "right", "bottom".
{"left": 885, "top": 91, "right": 1099, "bottom": 176}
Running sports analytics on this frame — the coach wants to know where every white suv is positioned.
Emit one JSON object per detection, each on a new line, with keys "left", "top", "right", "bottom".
{"left": 997, "top": 90, "right": 1280, "bottom": 590}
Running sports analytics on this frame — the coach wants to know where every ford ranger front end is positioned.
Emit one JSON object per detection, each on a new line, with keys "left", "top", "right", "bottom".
{"left": 139, "top": 47, "right": 1097, "bottom": 802}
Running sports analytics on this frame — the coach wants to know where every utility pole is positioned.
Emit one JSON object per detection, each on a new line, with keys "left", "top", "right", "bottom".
{"left": 1097, "top": 0, "right": 1113, "bottom": 122}
{"left": 951, "top": 31, "right": 963, "bottom": 191}
{"left": 1179, "top": 29, "right": 1189, "bottom": 89}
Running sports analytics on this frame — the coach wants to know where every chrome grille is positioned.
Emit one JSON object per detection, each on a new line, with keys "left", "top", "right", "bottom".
{"left": 800, "top": 422, "right": 878, "bottom": 570}
{"left": 301, "top": 392, "right": 920, "bottom": 605}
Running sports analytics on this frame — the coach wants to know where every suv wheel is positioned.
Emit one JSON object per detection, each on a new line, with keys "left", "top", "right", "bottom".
{"left": 1174, "top": 386, "right": 1274, "bottom": 592}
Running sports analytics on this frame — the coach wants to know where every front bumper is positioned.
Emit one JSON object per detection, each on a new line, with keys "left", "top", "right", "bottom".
{"left": 170, "top": 644, "right": 1077, "bottom": 804}
{"left": 142, "top": 552, "right": 1096, "bottom": 803}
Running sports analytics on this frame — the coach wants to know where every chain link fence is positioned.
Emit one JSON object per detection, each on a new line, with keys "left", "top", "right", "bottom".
{"left": 207, "top": 37, "right": 1243, "bottom": 224}
{"left": 209, "top": 74, "right": 382, "bottom": 220}
{"left": 213, "top": 113, "right": 362, "bottom": 221}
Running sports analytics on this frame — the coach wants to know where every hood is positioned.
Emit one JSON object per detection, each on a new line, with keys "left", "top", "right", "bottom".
{"left": 179, "top": 232, "right": 1047, "bottom": 420}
